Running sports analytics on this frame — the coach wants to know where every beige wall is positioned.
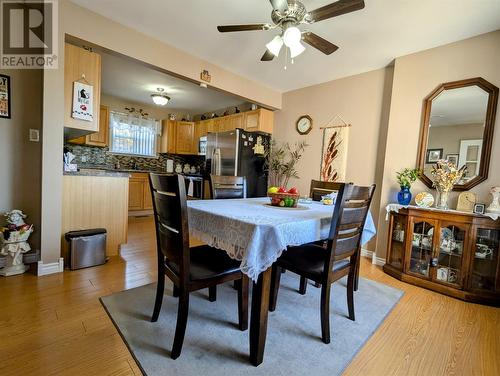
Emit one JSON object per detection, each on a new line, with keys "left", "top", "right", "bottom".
{"left": 0, "top": 69, "right": 43, "bottom": 250}
{"left": 376, "top": 30, "right": 500, "bottom": 258}
{"left": 41, "top": 0, "right": 282, "bottom": 265}
{"left": 274, "top": 67, "right": 394, "bottom": 251}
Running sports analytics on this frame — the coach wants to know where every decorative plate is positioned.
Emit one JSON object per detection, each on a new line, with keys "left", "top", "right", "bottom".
{"left": 415, "top": 192, "right": 434, "bottom": 208}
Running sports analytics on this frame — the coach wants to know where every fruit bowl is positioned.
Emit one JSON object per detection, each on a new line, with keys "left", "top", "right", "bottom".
{"left": 268, "top": 192, "right": 300, "bottom": 208}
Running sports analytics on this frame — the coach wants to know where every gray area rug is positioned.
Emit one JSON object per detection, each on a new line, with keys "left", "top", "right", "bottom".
{"left": 101, "top": 273, "right": 403, "bottom": 376}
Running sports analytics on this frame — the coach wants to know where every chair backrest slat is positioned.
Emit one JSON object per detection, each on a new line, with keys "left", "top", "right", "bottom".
{"left": 210, "top": 175, "right": 247, "bottom": 199}
{"left": 149, "top": 173, "right": 190, "bottom": 281}
{"left": 324, "top": 183, "right": 376, "bottom": 269}
{"left": 309, "top": 180, "right": 352, "bottom": 202}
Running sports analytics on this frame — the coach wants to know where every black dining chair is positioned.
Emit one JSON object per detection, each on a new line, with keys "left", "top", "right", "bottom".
{"left": 297, "top": 180, "right": 357, "bottom": 293}
{"left": 269, "top": 183, "right": 376, "bottom": 344}
{"left": 149, "top": 173, "right": 249, "bottom": 359}
{"left": 210, "top": 175, "right": 247, "bottom": 199}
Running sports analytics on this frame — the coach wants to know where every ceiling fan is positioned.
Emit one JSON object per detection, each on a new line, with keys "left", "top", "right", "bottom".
{"left": 217, "top": 0, "right": 365, "bottom": 62}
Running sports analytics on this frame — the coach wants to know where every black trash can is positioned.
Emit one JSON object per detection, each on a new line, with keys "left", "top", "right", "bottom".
{"left": 65, "top": 228, "right": 107, "bottom": 270}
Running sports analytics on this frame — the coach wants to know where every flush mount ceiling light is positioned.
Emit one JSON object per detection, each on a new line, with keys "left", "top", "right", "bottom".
{"left": 217, "top": 0, "right": 366, "bottom": 64}
{"left": 151, "top": 88, "right": 170, "bottom": 106}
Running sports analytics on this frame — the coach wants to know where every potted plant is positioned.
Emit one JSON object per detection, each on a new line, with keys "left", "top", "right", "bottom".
{"left": 396, "top": 168, "right": 420, "bottom": 205}
{"left": 431, "top": 160, "right": 466, "bottom": 209}
{"left": 264, "top": 140, "right": 308, "bottom": 207}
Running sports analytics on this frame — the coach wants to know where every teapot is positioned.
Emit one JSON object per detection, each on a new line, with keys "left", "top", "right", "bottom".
{"left": 175, "top": 163, "right": 183, "bottom": 173}
{"left": 183, "top": 164, "right": 191, "bottom": 174}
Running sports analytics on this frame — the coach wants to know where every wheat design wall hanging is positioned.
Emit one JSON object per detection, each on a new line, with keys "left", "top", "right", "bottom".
{"left": 320, "top": 115, "right": 351, "bottom": 182}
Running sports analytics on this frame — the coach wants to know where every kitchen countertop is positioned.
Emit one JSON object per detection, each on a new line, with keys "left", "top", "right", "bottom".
{"left": 63, "top": 169, "right": 131, "bottom": 178}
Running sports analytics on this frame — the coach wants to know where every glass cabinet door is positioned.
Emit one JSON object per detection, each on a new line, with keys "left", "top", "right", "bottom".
{"left": 388, "top": 214, "right": 407, "bottom": 270}
{"left": 470, "top": 228, "right": 500, "bottom": 292}
{"left": 434, "top": 223, "right": 468, "bottom": 287}
{"left": 408, "top": 219, "right": 436, "bottom": 278}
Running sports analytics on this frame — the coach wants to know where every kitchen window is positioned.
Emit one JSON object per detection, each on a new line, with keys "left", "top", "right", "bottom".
{"left": 109, "top": 111, "right": 161, "bottom": 157}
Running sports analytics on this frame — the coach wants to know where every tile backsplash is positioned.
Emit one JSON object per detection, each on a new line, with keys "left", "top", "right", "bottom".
{"left": 64, "top": 144, "right": 205, "bottom": 173}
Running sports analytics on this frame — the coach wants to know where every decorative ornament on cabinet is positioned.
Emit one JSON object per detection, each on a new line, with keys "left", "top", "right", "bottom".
{"left": 456, "top": 191, "right": 477, "bottom": 213}
{"left": 486, "top": 186, "right": 500, "bottom": 214}
{"left": 396, "top": 168, "right": 420, "bottom": 205}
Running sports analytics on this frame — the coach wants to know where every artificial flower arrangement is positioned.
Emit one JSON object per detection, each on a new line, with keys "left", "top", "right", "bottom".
{"left": 431, "top": 159, "right": 467, "bottom": 209}
{"left": 396, "top": 168, "right": 420, "bottom": 188}
{"left": 395, "top": 168, "right": 420, "bottom": 205}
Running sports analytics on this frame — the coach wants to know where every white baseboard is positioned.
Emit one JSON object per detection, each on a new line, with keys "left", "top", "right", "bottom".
{"left": 361, "top": 248, "right": 386, "bottom": 266}
{"left": 37, "top": 257, "right": 64, "bottom": 276}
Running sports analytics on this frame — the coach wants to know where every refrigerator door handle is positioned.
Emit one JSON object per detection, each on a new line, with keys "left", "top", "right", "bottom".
{"left": 211, "top": 148, "right": 216, "bottom": 175}
{"left": 216, "top": 148, "right": 222, "bottom": 175}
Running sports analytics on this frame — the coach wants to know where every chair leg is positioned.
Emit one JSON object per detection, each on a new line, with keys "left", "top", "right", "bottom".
{"left": 347, "top": 268, "right": 355, "bottom": 321}
{"left": 151, "top": 272, "right": 165, "bottom": 322}
{"left": 299, "top": 276, "right": 307, "bottom": 295}
{"left": 238, "top": 276, "right": 249, "bottom": 331}
{"left": 208, "top": 286, "right": 217, "bottom": 302}
{"left": 269, "top": 264, "right": 281, "bottom": 312}
{"left": 233, "top": 280, "right": 240, "bottom": 290}
{"left": 354, "top": 247, "right": 361, "bottom": 291}
{"left": 171, "top": 290, "right": 190, "bottom": 359}
{"left": 320, "top": 282, "right": 331, "bottom": 344}
{"left": 173, "top": 285, "right": 179, "bottom": 297}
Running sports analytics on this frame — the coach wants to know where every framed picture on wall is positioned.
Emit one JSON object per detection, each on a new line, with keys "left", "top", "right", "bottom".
{"left": 426, "top": 148, "right": 443, "bottom": 163}
{"left": 446, "top": 153, "right": 459, "bottom": 167}
{"left": 0, "top": 74, "right": 11, "bottom": 119}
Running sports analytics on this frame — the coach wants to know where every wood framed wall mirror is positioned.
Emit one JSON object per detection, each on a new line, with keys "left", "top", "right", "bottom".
{"left": 418, "top": 77, "right": 499, "bottom": 191}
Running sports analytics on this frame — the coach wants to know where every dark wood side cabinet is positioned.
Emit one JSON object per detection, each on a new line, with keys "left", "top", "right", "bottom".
{"left": 384, "top": 207, "right": 500, "bottom": 306}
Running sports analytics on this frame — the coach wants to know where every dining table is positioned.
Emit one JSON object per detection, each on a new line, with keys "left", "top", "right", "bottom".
{"left": 187, "top": 197, "right": 376, "bottom": 366}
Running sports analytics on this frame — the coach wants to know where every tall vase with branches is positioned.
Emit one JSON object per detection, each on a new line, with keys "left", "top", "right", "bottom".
{"left": 265, "top": 140, "right": 308, "bottom": 188}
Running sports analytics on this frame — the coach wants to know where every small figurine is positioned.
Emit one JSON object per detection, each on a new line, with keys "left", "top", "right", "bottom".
{"left": 1, "top": 210, "right": 33, "bottom": 276}
{"left": 486, "top": 186, "right": 500, "bottom": 214}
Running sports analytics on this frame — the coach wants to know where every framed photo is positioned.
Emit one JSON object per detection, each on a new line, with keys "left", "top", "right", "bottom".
{"left": 446, "top": 153, "right": 459, "bottom": 166}
{"left": 473, "top": 203, "right": 486, "bottom": 215}
{"left": 0, "top": 74, "right": 11, "bottom": 119}
{"left": 426, "top": 148, "right": 443, "bottom": 163}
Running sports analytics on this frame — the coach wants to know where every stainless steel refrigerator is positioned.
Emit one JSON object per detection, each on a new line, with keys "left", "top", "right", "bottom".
{"left": 206, "top": 129, "right": 270, "bottom": 197}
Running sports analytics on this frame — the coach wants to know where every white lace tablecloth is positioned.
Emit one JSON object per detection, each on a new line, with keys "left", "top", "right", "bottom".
{"left": 187, "top": 197, "right": 376, "bottom": 281}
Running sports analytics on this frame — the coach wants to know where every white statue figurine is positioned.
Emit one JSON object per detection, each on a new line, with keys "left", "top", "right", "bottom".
{"left": 0, "top": 210, "right": 33, "bottom": 276}
{"left": 486, "top": 186, "right": 500, "bottom": 214}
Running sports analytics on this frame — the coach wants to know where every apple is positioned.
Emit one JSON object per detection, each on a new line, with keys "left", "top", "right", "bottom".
{"left": 279, "top": 200, "right": 286, "bottom": 207}
{"left": 267, "top": 186, "right": 279, "bottom": 194}
{"left": 288, "top": 187, "right": 299, "bottom": 195}
{"left": 278, "top": 187, "right": 287, "bottom": 193}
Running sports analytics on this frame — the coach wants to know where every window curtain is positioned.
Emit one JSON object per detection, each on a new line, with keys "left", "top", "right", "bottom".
{"left": 109, "top": 111, "right": 160, "bottom": 157}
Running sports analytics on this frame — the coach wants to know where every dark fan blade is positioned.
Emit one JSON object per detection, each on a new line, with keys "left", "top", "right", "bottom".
{"left": 217, "top": 24, "right": 268, "bottom": 32}
{"left": 269, "top": 0, "right": 288, "bottom": 12}
{"left": 308, "top": 0, "right": 365, "bottom": 23}
{"left": 261, "top": 50, "right": 275, "bottom": 61}
{"left": 303, "top": 32, "right": 339, "bottom": 55}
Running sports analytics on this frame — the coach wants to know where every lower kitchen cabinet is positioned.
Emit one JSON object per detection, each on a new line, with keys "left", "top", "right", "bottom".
{"left": 129, "top": 173, "right": 153, "bottom": 212}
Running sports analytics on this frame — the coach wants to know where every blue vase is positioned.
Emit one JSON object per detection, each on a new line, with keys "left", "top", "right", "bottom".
{"left": 397, "top": 186, "right": 412, "bottom": 205}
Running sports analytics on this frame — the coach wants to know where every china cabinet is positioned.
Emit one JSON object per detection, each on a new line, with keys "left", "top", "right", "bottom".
{"left": 384, "top": 206, "right": 500, "bottom": 305}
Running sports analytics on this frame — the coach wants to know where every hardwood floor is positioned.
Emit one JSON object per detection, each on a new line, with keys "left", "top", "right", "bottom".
{"left": 1, "top": 216, "right": 498, "bottom": 375}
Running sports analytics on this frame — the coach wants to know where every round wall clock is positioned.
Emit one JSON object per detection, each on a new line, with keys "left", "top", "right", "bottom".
{"left": 296, "top": 115, "right": 312, "bottom": 135}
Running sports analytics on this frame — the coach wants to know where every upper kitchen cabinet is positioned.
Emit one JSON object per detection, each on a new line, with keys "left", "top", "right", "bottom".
{"left": 176, "top": 121, "right": 196, "bottom": 154}
{"left": 69, "top": 105, "right": 109, "bottom": 147}
{"left": 64, "top": 43, "right": 102, "bottom": 133}
{"left": 160, "top": 119, "right": 177, "bottom": 154}
{"left": 244, "top": 109, "right": 274, "bottom": 134}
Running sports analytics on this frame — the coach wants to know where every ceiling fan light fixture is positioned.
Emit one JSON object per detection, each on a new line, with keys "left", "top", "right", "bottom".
{"left": 283, "top": 26, "right": 302, "bottom": 47}
{"left": 266, "top": 35, "right": 284, "bottom": 57}
{"left": 289, "top": 41, "right": 306, "bottom": 58}
{"left": 151, "top": 88, "right": 170, "bottom": 106}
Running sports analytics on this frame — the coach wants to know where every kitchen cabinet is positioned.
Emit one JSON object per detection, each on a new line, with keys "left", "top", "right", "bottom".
{"left": 384, "top": 207, "right": 500, "bottom": 305}
{"left": 160, "top": 119, "right": 177, "bottom": 154}
{"left": 231, "top": 113, "right": 245, "bottom": 129}
{"left": 62, "top": 174, "right": 128, "bottom": 257}
{"left": 244, "top": 109, "right": 274, "bottom": 133}
{"left": 64, "top": 43, "right": 102, "bottom": 133}
{"left": 68, "top": 105, "right": 109, "bottom": 147}
{"left": 176, "top": 121, "right": 196, "bottom": 154}
{"left": 128, "top": 173, "right": 153, "bottom": 212}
